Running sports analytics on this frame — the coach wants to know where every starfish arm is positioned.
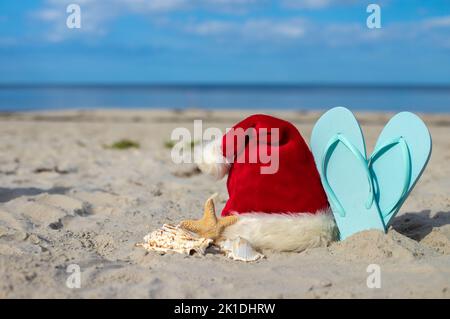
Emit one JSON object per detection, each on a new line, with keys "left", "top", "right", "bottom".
{"left": 218, "top": 215, "right": 238, "bottom": 228}
{"left": 179, "top": 220, "right": 202, "bottom": 233}
{"left": 203, "top": 197, "right": 217, "bottom": 223}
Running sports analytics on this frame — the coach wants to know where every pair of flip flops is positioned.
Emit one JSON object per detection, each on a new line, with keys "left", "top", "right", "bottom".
{"left": 311, "top": 107, "right": 432, "bottom": 240}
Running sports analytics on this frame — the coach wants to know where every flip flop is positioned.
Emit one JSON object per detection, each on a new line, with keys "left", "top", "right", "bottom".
{"left": 369, "top": 112, "right": 432, "bottom": 228}
{"left": 311, "top": 107, "right": 385, "bottom": 240}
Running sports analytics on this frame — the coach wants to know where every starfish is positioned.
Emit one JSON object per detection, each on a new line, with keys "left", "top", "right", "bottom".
{"left": 180, "top": 194, "right": 238, "bottom": 241}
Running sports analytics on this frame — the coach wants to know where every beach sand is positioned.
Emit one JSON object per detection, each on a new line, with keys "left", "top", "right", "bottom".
{"left": 0, "top": 109, "right": 449, "bottom": 298}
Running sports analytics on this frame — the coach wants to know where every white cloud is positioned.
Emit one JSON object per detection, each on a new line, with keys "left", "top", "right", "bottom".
{"left": 282, "top": 0, "right": 333, "bottom": 9}
{"left": 418, "top": 16, "right": 450, "bottom": 48}
{"left": 27, "top": 1, "right": 450, "bottom": 50}
{"left": 242, "top": 19, "right": 306, "bottom": 39}
{"left": 36, "top": 0, "right": 258, "bottom": 18}
{"left": 31, "top": 8, "right": 62, "bottom": 21}
{"left": 185, "top": 21, "right": 234, "bottom": 35}
{"left": 282, "top": 0, "right": 358, "bottom": 9}
{"left": 184, "top": 18, "right": 306, "bottom": 40}
{"left": 30, "top": 0, "right": 262, "bottom": 41}
{"left": 423, "top": 15, "right": 450, "bottom": 28}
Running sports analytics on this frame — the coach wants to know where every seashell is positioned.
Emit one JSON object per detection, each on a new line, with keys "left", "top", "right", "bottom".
{"left": 218, "top": 236, "right": 264, "bottom": 262}
{"left": 137, "top": 224, "right": 213, "bottom": 255}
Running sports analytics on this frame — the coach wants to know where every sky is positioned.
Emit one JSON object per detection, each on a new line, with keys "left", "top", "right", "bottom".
{"left": 0, "top": 0, "right": 450, "bottom": 84}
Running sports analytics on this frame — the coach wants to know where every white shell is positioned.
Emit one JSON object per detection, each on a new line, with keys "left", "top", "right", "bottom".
{"left": 137, "top": 224, "right": 213, "bottom": 255}
{"left": 218, "top": 237, "right": 264, "bottom": 262}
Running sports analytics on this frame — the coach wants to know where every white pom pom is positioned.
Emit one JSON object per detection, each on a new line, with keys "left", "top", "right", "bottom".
{"left": 195, "top": 139, "right": 230, "bottom": 180}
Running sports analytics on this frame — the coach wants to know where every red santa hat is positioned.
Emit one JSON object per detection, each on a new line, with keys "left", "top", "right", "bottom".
{"left": 197, "top": 114, "right": 337, "bottom": 252}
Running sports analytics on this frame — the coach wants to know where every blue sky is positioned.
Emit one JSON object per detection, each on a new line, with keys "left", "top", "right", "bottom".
{"left": 0, "top": 0, "right": 450, "bottom": 84}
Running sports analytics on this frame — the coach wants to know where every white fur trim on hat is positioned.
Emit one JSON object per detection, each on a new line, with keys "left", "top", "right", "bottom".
{"left": 196, "top": 139, "right": 230, "bottom": 180}
{"left": 222, "top": 210, "right": 337, "bottom": 252}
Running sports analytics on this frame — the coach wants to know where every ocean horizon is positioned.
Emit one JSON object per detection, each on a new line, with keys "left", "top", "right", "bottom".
{"left": 1, "top": 83, "right": 449, "bottom": 113}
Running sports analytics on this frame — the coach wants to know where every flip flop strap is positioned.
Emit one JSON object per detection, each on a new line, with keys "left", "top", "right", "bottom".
{"left": 369, "top": 136, "right": 411, "bottom": 218}
{"left": 321, "top": 133, "right": 374, "bottom": 218}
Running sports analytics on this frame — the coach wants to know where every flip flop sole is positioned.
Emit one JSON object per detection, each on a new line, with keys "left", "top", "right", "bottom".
{"left": 311, "top": 107, "right": 385, "bottom": 240}
{"left": 370, "top": 112, "right": 432, "bottom": 227}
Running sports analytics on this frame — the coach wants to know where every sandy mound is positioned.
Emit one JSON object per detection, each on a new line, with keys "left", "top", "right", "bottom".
{"left": 329, "top": 230, "right": 440, "bottom": 262}
{"left": 421, "top": 225, "right": 450, "bottom": 255}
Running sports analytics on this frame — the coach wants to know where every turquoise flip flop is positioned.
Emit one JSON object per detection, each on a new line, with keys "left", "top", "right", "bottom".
{"left": 311, "top": 107, "right": 385, "bottom": 240}
{"left": 369, "top": 112, "right": 432, "bottom": 228}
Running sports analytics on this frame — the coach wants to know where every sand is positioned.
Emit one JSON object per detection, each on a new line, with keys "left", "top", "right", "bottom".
{"left": 0, "top": 108, "right": 449, "bottom": 299}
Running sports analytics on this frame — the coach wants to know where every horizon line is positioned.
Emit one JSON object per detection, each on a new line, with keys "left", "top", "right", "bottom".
{"left": 1, "top": 82, "right": 450, "bottom": 90}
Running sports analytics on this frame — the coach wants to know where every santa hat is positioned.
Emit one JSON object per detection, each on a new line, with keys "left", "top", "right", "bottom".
{"left": 197, "top": 114, "right": 337, "bottom": 252}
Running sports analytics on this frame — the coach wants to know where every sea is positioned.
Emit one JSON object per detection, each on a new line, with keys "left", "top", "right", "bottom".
{"left": 0, "top": 84, "right": 449, "bottom": 113}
